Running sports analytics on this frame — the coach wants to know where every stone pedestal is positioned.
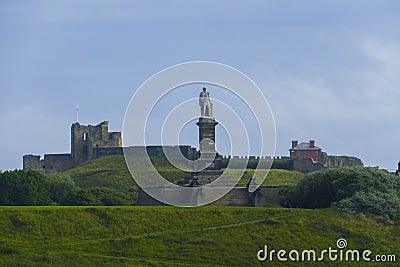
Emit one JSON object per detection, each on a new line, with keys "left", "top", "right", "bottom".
{"left": 197, "top": 117, "right": 218, "bottom": 152}
{"left": 189, "top": 117, "right": 222, "bottom": 186}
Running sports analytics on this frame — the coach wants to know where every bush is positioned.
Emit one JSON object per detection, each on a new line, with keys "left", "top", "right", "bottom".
{"left": 333, "top": 191, "right": 400, "bottom": 221}
{"left": 0, "top": 170, "right": 53, "bottom": 205}
{"left": 48, "top": 174, "right": 81, "bottom": 205}
{"left": 87, "top": 187, "right": 136, "bottom": 206}
{"left": 62, "top": 188, "right": 102, "bottom": 206}
{"left": 283, "top": 167, "right": 400, "bottom": 220}
{"left": 0, "top": 170, "right": 136, "bottom": 206}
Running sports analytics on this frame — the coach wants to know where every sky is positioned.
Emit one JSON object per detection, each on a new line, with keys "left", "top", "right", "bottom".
{"left": 1, "top": 1, "right": 400, "bottom": 170}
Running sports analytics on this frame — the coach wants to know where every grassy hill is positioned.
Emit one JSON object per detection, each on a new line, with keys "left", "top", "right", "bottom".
{"left": 0, "top": 206, "right": 398, "bottom": 266}
{"left": 30, "top": 156, "right": 400, "bottom": 266}
{"left": 65, "top": 155, "right": 303, "bottom": 189}
{"left": 65, "top": 155, "right": 135, "bottom": 190}
{"left": 2, "top": 159, "right": 398, "bottom": 265}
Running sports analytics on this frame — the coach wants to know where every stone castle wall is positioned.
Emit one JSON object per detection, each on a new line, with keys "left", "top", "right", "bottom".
{"left": 43, "top": 154, "right": 74, "bottom": 174}
{"left": 23, "top": 154, "right": 74, "bottom": 174}
{"left": 292, "top": 154, "right": 364, "bottom": 174}
{"left": 144, "top": 145, "right": 197, "bottom": 160}
{"left": 91, "top": 145, "right": 197, "bottom": 161}
{"left": 92, "top": 147, "right": 123, "bottom": 158}
{"left": 292, "top": 158, "right": 326, "bottom": 174}
{"left": 23, "top": 155, "right": 43, "bottom": 170}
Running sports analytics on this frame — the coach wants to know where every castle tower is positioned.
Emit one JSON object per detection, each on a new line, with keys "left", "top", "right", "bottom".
{"left": 71, "top": 121, "right": 122, "bottom": 167}
{"left": 71, "top": 122, "right": 90, "bottom": 166}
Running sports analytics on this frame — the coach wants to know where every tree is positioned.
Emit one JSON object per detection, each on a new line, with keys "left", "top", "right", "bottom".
{"left": 62, "top": 188, "right": 102, "bottom": 206}
{"left": 283, "top": 167, "right": 400, "bottom": 220}
{"left": 87, "top": 187, "right": 136, "bottom": 206}
{"left": 48, "top": 174, "right": 80, "bottom": 205}
{"left": 0, "top": 170, "right": 137, "bottom": 206}
{"left": 0, "top": 170, "right": 53, "bottom": 205}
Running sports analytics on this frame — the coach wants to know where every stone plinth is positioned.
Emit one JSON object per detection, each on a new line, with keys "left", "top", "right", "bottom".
{"left": 188, "top": 117, "right": 222, "bottom": 186}
{"left": 196, "top": 117, "right": 218, "bottom": 153}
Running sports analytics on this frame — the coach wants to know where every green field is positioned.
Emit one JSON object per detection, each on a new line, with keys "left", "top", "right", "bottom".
{"left": 0, "top": 206, "right": 398, "bottom": 266}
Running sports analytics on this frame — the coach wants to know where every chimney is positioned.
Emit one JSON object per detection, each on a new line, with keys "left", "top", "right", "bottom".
{"left": 291, "top": 140, "right": 298, "bottom": 148}
{"left": 309, "top": 140, "right": 315, "bottom": 148}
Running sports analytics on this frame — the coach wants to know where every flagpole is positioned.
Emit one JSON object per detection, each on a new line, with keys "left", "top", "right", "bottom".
{"left": 76, "top": 104, "right": 79, "bottom": 123}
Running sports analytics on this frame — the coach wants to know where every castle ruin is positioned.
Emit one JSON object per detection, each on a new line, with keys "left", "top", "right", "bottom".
{"left": 23, "top": 121, "right": 198, "bottom": 174}
{"left": 23, "top": 121, "right": 122, "bottom": 174}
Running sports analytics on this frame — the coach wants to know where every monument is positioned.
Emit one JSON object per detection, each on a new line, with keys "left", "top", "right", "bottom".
{"left": 199, "top": 87, "right": 214, "bottom": 118}
{"left": 197, "top": 87, "right": 217, "bottom": 155}
{"left": 182, "top": 87, "right": 223, "bottom": 186}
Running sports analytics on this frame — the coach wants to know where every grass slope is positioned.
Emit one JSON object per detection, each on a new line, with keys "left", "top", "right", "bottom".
{"left": 0, "top": 206, "right": 398, "bottom": 266}
{"left": 226, "top": 169, "right": 303, "bottom": 186}
{"left": 65, "top": 155, "right": 135, "bottom": 190}
{"left": 65, "top": 155, "right": 303, "bottom": 189}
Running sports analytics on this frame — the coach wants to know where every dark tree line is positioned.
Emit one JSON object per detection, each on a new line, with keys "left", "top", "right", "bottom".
{"left": 282, "top": 167, "right": 400, "bottom": 221}
{"left": 0, "top": 170, "right": 136, "bottom": 206}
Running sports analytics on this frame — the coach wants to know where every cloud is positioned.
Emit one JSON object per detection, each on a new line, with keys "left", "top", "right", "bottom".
{"left": 259, "top": 35, "right": 400, "bottom": 169}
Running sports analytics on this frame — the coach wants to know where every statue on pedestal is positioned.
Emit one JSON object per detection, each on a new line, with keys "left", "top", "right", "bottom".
{"left": 199, "top": 87, "right": 214, "bottom": 118}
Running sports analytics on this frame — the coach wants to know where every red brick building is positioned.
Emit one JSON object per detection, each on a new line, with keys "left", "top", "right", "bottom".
{"left": 289, "top": 140, "right": 323, "bottom": 163}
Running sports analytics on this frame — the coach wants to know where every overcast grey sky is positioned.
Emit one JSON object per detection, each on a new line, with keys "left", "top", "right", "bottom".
{"left": 1, "top": 1, "right": 400, "bottom": 170}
